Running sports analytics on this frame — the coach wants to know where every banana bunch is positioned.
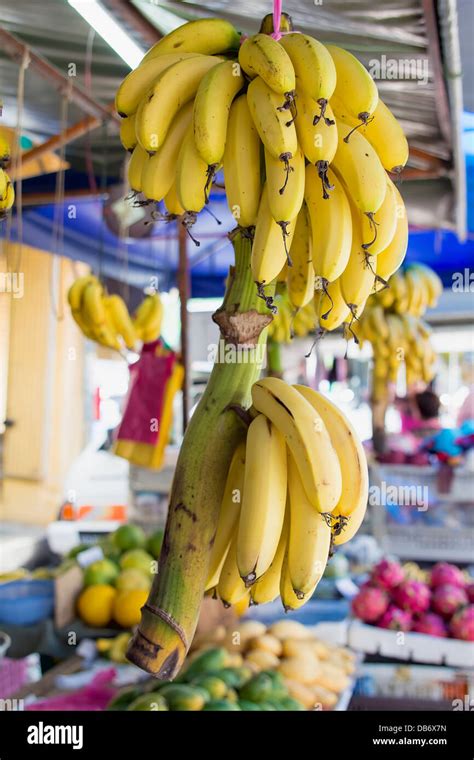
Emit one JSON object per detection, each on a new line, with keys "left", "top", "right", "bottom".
{"left": 0, "top": 169, "right": 14, "bottom": 220}
{"left": 115, "top": 13, "right": 409, "bottom": 311}
{"left": 207, "top": 377, "right": 368, "bottom": 610}
{"left": 371, "top": 263, "right": 442, "bottom": 317}
{"left": 67, "top": 275, "right": 163, "bottom": 350}
{"left": 267, "top": 289, "right": 316, "bottom": 343}
{"left": 354, "top": 302, "right": 436, "bottom": 400}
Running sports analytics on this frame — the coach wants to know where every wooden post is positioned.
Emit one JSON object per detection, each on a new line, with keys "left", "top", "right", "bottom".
{"left": 178, "top": 223, "right": 190, "bottom": 431}
{"left": 372, "top": 397, "right": 388, "bottom": 455}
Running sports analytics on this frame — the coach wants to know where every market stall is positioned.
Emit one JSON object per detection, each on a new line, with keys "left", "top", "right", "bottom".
{"left": 0, "top": 0, "right": 473, "bottom": 737}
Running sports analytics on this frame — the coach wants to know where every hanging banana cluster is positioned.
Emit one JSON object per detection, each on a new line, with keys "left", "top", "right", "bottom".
{"left": 206, "top": 377, "right": 368, "bottom": 610}
{"left": 115, "top": 14, "right": 409, "bottom": 313}
{"left": 353, "top": 303, "right": 436, "bottom": 402}
{"left": 371, "top": 263, "right": 443, "bottom": 316}
{"left": 67, "top": 275, "right": 163, "bottom": 350}
{"left": 0, "top": 133, "right": 14, "bottom": 220}
{"left": 267, "top": 290, "right": 316, "bottom": 343}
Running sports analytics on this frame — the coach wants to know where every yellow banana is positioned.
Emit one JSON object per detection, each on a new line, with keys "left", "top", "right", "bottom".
{"left": 205, "top": 442, "right": 246, "bottom": 590}
{"left": 374, "top": 189, "right": 408, "bottom": 286}
{"left": 164, "top": 184, "right": 185, "bottom": 217}
{"left": 217, "top": 530, "right": 249, "bottom": 607}
{"left": 237, "top": 414, "right": 287, "bottom": 585}
{"left": 115, "top": 53, "right": 199, "bottom": 116}
{"left": 315, "top": 278, "right": 350, "bottom": 331}
{"left": 251, "top": 377, "right": 342, "bottom": 513}
{"left": 127, "top": 144, "right": 148, "bottom": 193}
{"left": 287, "top": 204, "right": 314, "bottom": 309}
{"left": 136, "top": 56, "right": 222, "bottom": 152}
{"left": 247, "top": 76, "right": 297, "bottom": 160}
{"left": 142, "top": 19, "right": 240, "bottom": 63}
{"left": 251, "top": 185, "right": 296, "bottom": 285}
{"left": 0, "top": 177, "right": 15, "bottom": 216}
{"left": 176, "top": 126, "right": 209, "bottom": 213}
{"left": 250, "top": 511, "right": 288, "bottom": 605}
{"left": 67, "top": 275, "right": 98, "bottom": 340}
{"left": 104, "top": 294, "right": 137, "bottom": 349}
{"left": 119, "top": 113, "right": 137, "bottom": 152}
{"left": 326, "top": 44, "right": 378, "bottom": 121}
{"left": 193, "top": 60, "right": 245, "bottom": 167}
{"left": 295, "top": 385, "right": 369, "bottom": 520}
{"left": 287, "top": 452, "right": 331, "bottom": 598}
{"left": 141, "top": 102, "right": 193, "bottom": 202}
{"left": 0, "top": 168, "right": 7, "bottom": 199}
{"left": 332, "top": 121, "right": 386, "bottom": 213}
{"left": 412, "top": 263, "right": 442, "bottom": 307}
{"left": 340, "top": 205, "right": 376, "bottom": 317}
{"left": 280, "top": 550, "right": 315, "bottom": 611}
{"left": 0, "top": 133, "right": 11, "bottom": 168}
{"left": 139, "top": 294, "right": 163, "bottom": 343}
{"left": 305, "top": 165, "right": 352, "bottom": 285}
{"left": 264, "top": 144, "right": 305, "bottom": 225}
{"left": 82, "top": 282, "right": 121, "bottom": 350}
{"left": 223, "top": 94, "right": 262, "bottom": 228}
{"left": 294, "top": 92, "right": 337, "bottom": 167}
{"left": 361, "top": 175, "right": 398, "bottom": 255}
{"left": 333, "top": 496, "right": 367, "bottom": 546}
{"left": 239, "top": 34, "right": 295, "bottom": 94}
{"left": 280, "top": 34, "right": 336, "bottom": 121}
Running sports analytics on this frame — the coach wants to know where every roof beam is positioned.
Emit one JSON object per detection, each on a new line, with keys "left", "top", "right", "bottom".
{"left": 0, "top": 28, "right": 120, "bottom": 124}
{"left": 421, "top": 0, "right": 452, "bottom": 145}
{"left": 103, "top": 0, "right": 161, "bottom": 48}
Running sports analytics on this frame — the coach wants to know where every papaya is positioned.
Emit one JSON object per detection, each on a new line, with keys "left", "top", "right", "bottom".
{"left": 183, "top": 648, "right": 228, "bottom": 678}
{"left": 158, "top": 684, "right": 207, "bottom": 711}
{"left": 258, "top": 702, "right": 278, "bottom": 710}
{"left": 238, "top": 699, "right": 262, "bottom": 711}
{"left": 239, "top": 673, "right": 274, "bottom": 703}
{"left": 107, "top": 688, "right": 142, "bottom": 711}
{"left": 260, "top": 669, "right": 288, "bottom": 699}
{"left": 279, "top": 696, "right": 306, "bottom": 711}
{"left": 202, "top": 700, "right": 241, "bottom": 711}
{"left": 190, "top": 675, "right": 227, "bottom": 700}
{"left": 215, "top": 667, "right": 252, "bottom": 689}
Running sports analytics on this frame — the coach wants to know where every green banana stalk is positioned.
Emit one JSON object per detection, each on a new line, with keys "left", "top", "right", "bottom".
{"left": 126, "top": 230, "right": 273, "bottom": 679}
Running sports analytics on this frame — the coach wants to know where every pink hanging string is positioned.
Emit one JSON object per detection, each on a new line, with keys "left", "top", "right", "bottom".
{"left": 271, "top": 0, "right": 283, "bottom": 39}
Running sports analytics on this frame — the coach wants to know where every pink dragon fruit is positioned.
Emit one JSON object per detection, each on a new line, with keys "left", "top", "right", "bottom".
{"left": 378, "top": 605, "right": 412, "bottom": 632}
{"left": 466, "top": 582, "right": 474, "bottom": 604}
{"left": 412, "top": 612, "right": 448, "bottom": 637}
{"left": 430, "top": 562, "right": 466, "bottom": 589}
{"left": 393, "top": 580, "right": 431, "bottom": 614}
{"left": 431, "top": 583, "right": 468, "bottom": 618}
{"left": 352, "top": 585, "right": 389, "bottom": 623}
{"left": 449, "top": 605, "right": 474, "bottom": 641}
{"left": 371, "top": 559, "right": 405, "bottom": 590}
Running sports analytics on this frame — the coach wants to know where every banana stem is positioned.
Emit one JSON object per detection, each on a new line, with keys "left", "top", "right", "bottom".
{"left": 127, "top": 230, "right": 273, "bottom": 679}
{"left": 267, "top": 337, "right": 283, "bottom": 378}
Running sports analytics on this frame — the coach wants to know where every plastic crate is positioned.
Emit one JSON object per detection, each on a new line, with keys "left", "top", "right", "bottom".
{"left": 0, "top": 580, "right": 54, "bottom": 626}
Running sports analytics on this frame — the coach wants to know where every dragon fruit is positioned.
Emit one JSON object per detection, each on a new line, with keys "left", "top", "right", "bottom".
{"left": 393, "top": 579, "right": 431, "bottom": 614}
{"left": 430, "top": 562, "right": 466, "bottom": 589}
{"left": 431, "top": 583, "right": 468, "bottom": 617}
{"left": 352, "top": 585, "right": 389, "bottom": 623}
{"left": 371, "top": 559, "right": 405, "bottom": 590}
{"left": 378, "top": 605, "right": 412, "bottom": 632}
{"left": 412, "top": 612, "right": 448, "bottom": 637}
{"left": 466, "top": 582, "right": 474, "bottom": 604}
{"left": 449, "top": 605, "right": 474, "bottom": 641}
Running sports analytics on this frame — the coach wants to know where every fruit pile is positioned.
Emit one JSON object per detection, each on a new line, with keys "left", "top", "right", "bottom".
{"left": 0, "top": 133, "right": 14, "bottom": 220}
{"left": 206, "top": 376, "right": 368, "bottom": 610}
{"left": 75, "top": 524, "right": 163, "bottom": 629}
{"left": 108, "top": 619, "right": 356, "bottom": 711}
{"left": 352, "top": 559, "right": 474, "bottom": 641}
{"left": 116, "top": 15, "right": 408, "bottom": 314}
{"left": 67, "top": 274, "right": 162, "bottom": 350}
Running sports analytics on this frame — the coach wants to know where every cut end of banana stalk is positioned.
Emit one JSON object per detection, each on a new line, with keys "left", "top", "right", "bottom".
{"left": 313, "top": 98, "right": 334, "bottom": 127}
{"left": 242, "top": 571, "right": 257, "bottom": 588}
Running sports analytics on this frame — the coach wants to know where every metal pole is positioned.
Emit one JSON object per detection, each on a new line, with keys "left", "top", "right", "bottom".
{"left": 178, "top": 223, "right": 190, "bottom": 431}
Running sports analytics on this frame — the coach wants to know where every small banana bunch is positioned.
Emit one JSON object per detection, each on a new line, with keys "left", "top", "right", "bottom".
{"left": 0, "top": 132, "right": 14, "bottom": 220}
{"left": 267, "top": 290, "right": 316, "bottom": 343}
{"left": 116, "top": 14, "right": 409, "bottom": 312}
{"left": 207, "top": 377, "right": 368, "bottom": 611}
{"left": 67, "top": 275, "right": 163, "bottom": 351}
{"left": 354, "top": 303, "right": 436, "bottom": 400}
{"left": 371, "top": 263, "right": 442, "bottom": 317}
